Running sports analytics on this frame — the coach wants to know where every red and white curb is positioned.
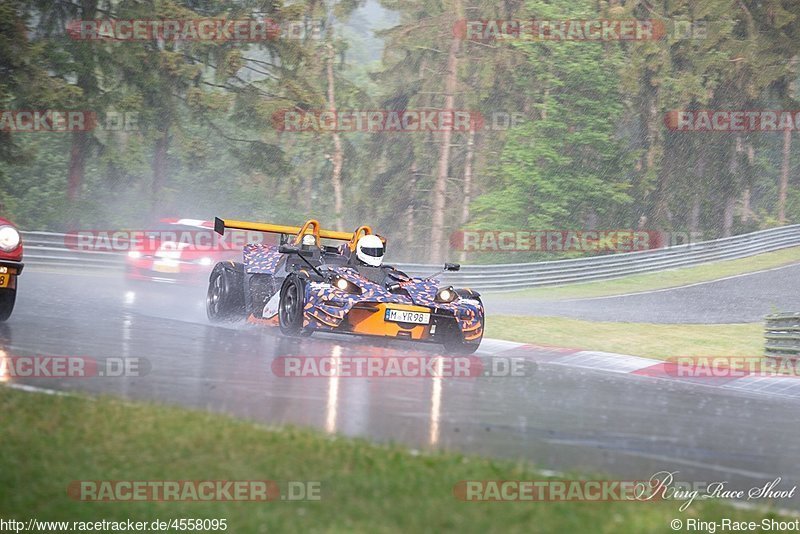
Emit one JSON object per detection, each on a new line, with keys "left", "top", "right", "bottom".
{"left": 479, "top": 338, "right": 800, "bottom": 400}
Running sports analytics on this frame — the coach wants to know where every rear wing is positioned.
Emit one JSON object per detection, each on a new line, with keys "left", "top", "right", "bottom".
{"left": 214, "top": 217, "right": 358, "bottom": 246}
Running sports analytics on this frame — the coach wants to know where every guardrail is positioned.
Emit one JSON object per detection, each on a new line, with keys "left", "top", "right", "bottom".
{"left": 412, "top": 224, "right": 800, "bottom": 291}
{"left": 765, "top": 313, "right": 800, "bottom": 360}
{"left": 21, "top": 231, "right": 124, "bottom": 269}
{"left": 19, "top": 224, "right": 800, "bottom": 292}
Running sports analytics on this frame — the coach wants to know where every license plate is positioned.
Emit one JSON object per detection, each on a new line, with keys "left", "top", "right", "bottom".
{"left": 0, "top": 274, "right": 9, "bottom": 288}
{"left": 153, "top": 262, "right": 179, "bottom": 273}
{"left": 384, "top": 309, "right": 430, "bottom": 325}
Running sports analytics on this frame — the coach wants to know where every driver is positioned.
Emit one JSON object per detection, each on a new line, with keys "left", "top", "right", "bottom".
{"left": 300, "top": 233, "right": 318, "bottom": 251}
{"left": 351, "top": 235, "right": 395, "bottom": 286}
{"left": 355, "top": 234, "right": 384, "bottom": 267}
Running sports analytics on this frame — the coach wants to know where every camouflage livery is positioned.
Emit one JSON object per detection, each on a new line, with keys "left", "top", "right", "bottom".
{"left": 294, "top": 266, "right": 484, "bottom": 337}
{"left": 207, "top": 216, "right": 484, "bottom": 353}
{"left": 243, "top": 244, "right": 282, "bottom": 274}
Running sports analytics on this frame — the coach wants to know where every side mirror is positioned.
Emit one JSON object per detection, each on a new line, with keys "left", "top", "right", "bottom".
{"left": 279, "top": 244, "right": 299, "bottom": 254}
{"left": 444, "top": 263, "right": 461, "bottom": 272}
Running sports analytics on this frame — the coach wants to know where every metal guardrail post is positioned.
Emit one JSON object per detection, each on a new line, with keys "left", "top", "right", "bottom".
{"left": 765, "top": 312, "right": 800, "bottom": 360}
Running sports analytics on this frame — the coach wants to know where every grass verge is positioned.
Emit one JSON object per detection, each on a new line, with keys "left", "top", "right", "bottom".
{"left": 0, "top": 387, "right": 784, "bottom": 533}
{"left": 498, "top": 246, "right": 800, "bottom": 300}
{"left": 486, "top": 316, "right": 763, "bottom": 359}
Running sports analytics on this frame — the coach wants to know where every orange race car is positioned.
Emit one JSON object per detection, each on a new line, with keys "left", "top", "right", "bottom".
{"left": 206, "top": 218, "right": 484, "bottom": 354}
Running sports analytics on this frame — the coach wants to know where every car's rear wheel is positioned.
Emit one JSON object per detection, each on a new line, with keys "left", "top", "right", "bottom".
{"left": 206, "top": 263, "right": 245, "bottom": 323}
{"left": 0, "top": 288, "right": 16, "bottom": 322}
{"left": 279, "top": 274, "right": 311, "bottom": 337}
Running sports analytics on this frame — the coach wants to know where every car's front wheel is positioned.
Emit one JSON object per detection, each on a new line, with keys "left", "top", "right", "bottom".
{"left": 0, "top": 288, "right": 16, "bottom": 322}
{"left": 206, "top": 263, "right": 245, "bottom": 323}
{"left": 278, "top": 274, "right": 311, "bottom": 337}
{"left": 443, "top": 329, "right": 482, "bottom": 354}
{"left": 442, "top": 301, "right": 483, "bottom": 355}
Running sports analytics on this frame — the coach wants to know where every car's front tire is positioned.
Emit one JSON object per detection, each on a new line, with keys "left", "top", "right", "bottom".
{"left": 206, "top": 263, "right": 245, "bottom": 323}
{"left": 442, "top": 298, "right": 483, "bottom": 355}
{"left": 278, "top": 274, "right": 312, "bottom": 337}
{"left": 443, "top": 329, "right": 482, "bottom": 354}
{"left": 0, "top": 288, "right": 16, "bottom": 322}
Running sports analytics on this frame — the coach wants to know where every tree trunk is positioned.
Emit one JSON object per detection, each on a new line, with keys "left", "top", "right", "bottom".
{"left": 327, "top": 41, "right": 344, "bottom": 231}
{"left": 652, "top": 148, "right": 672, "bottom": 227}
{"left": 67, "top": 131, "right": 88, "bottom": 201}
{"left": 740, "top": 188, "right": 751, "bottom": 223}
{"left": 689, "top": 194, "right": 701, "bottom": 235}
{"left": 303, "top": 173, "right": 313, "bottom": 214}
{"left": 689, "top": 146, "right": 706, "bottom": 235}
{"left": 779, "top": 127, "right": 790, "bottom": 224}
{"left": 722, "top": 195, "right": 735, "bottom": 237}
{"left": 151, "top": 128, "right": 169, "bottom": 216}
{"left": 645, "top": 92, "right": 660, "bottom": 178}
{"left": 741, "top": 142, "right": 755, "bottom": 223}
{"left": 430, "top": 5, "right": 462, "bottom": 263}
{"left": 66, "top": 0, "right": 98, "bottom": 206}
{"left": 406, "top": 161, "right": 418, "bottom": 260}
{"left": 721, "top": 137, "right": 739, "bottom": 237}
{"left": 458, "top": 128, "right": 476, "bottom": 262}
{"left": 639, "top": 68, "right": 660, "bottom": 226}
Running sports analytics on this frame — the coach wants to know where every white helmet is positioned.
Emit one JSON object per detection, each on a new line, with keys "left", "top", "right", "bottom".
{"left": 356, "top": 235, "right": 384, "bottom": 267}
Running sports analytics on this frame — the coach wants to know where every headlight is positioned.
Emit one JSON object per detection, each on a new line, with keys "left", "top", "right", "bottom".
{"left": 0, "top": 226, "right": 21, "bottom": 252}
{"left": 331, "top": 276, "right": 361, "bottom": 295}
{"left": 198, "top": 257, "right": 213, "bottom": 266}
{"left": 127, "top": 250, "right": 142, "bottom": 259}
{"left": 435, "top": 287, "right": 457, "bottom": 303}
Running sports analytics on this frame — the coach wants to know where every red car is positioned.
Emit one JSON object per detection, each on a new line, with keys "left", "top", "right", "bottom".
{"left": 0, "top": 217, "right": 23, "bottom": 320}
{"left": 125, "top": 219, "right": 256, "bottom": 284}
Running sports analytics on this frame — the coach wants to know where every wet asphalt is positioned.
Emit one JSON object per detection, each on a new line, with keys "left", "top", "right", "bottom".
{"left": 3, "top": 269, "right": 800, "bottom": 509}
{"left": 483, "top": 263, "right": 800, "bottom": 324}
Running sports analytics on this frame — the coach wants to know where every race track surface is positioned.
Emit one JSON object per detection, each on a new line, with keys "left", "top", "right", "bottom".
{"left": 4, "top": 270, "right": 800, "bottom": 509}
{"left": 484, "top": 263, "right": 800, "bottom": 323}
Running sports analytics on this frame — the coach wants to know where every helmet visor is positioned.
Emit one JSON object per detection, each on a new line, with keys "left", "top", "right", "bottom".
{"left": 361, "top": 246, "right": 384, "bottom": 258}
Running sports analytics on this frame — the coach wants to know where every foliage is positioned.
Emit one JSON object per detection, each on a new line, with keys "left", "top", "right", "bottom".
{"left": 0, "top": 0, "right": 798, "bottom": 261}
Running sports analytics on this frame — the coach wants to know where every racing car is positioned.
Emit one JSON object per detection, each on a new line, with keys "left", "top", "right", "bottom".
{"left": 125, "top": 219, "right": 244, "bottom": 284}
{"left": 206, "top": 218, "right": 484, "bottom": 353}
{"left": 0, "top": 217, "right": 23, "bottom": 321}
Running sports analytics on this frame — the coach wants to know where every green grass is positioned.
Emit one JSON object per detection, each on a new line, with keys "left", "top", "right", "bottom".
{"left": 0, "top": 387, "right": 784, "bottom": 533}
{"left": 499, "top": 246, "right": 800, "bottom": 300}
{"left": 486, "top": 316, "right": 763, "bottom": 359}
